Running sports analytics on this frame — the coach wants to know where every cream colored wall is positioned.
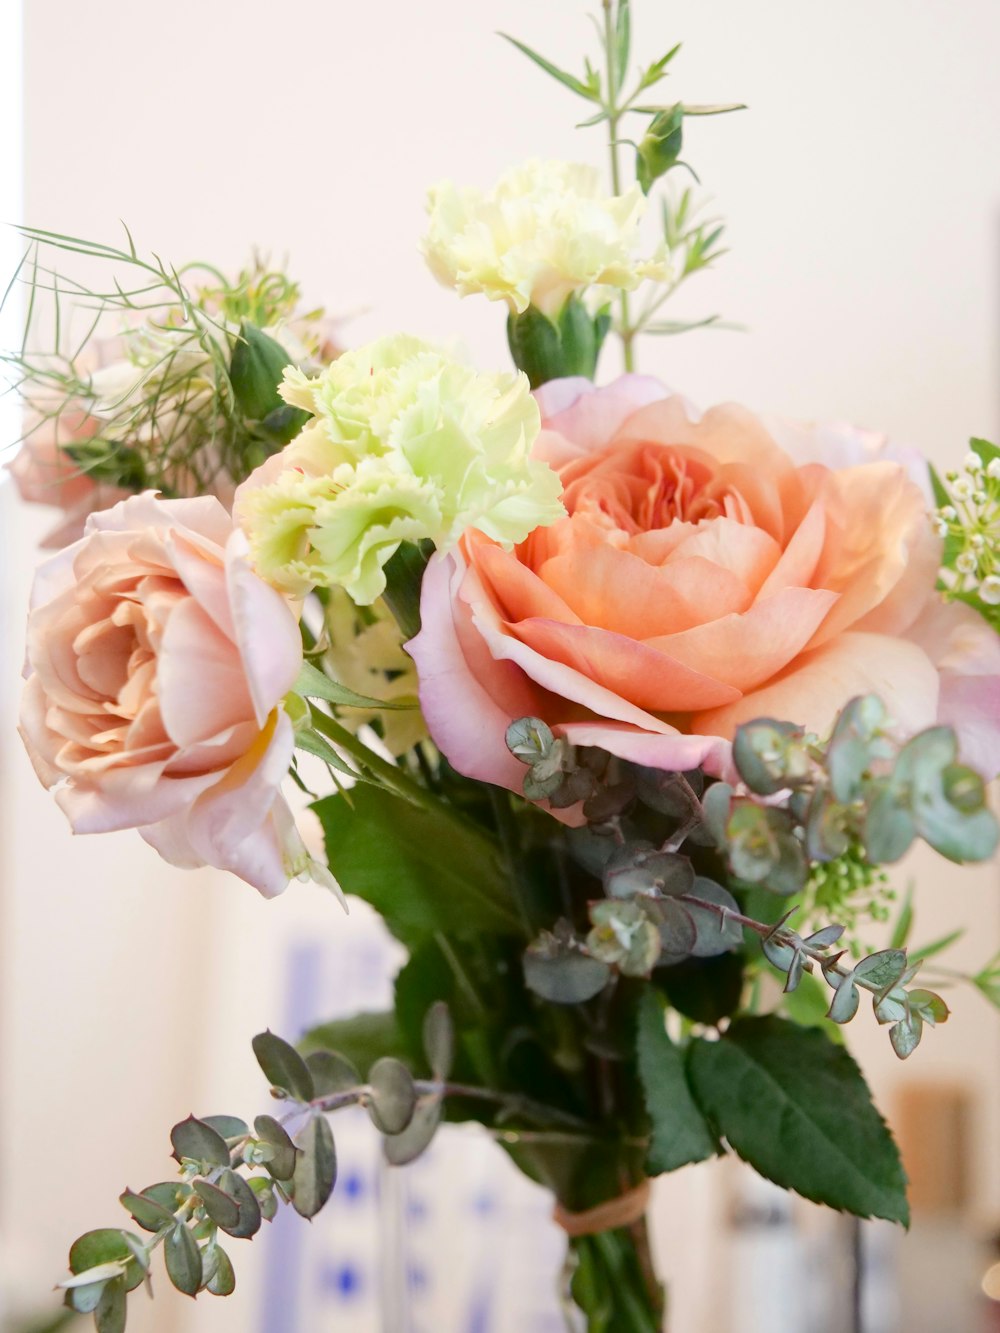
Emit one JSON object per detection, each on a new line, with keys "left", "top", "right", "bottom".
{"left": 3, "top": 2, "right": 1000, "bottom": 1331}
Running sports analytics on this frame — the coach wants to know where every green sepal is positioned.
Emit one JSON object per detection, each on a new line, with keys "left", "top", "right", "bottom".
{"left": 506, "top": 296, "right": 611, "bottom": 389}
{"left": 229, "top": 321, "right": 293, "bottom": 421}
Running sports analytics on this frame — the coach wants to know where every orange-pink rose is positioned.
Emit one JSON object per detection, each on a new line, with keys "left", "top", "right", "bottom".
{"left": 409, "top": 376, "right": 1000, "bottom": 808}
{"left": 19, "top": 492, "right": 305, "bottom": 895}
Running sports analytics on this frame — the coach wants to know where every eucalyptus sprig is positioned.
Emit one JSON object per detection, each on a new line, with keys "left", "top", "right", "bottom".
{"left": 501, "top": 0, "right": 743, "bottom": 367}
{"left": 505, "top": 695, "right": 996, "bottom": 1057}
{"left": 59, "top": 1005, "right": 586, "bottom": 1331}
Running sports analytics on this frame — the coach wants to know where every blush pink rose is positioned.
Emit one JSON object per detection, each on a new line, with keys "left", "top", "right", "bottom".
{"left": 19, "top": 492, "right": 305, "bottom": 895}
{"left": 7, "top": 411, "right": 130, "bottom": 549}
{"left": 409, "top": 376, "right": 1000, "bottom": 812}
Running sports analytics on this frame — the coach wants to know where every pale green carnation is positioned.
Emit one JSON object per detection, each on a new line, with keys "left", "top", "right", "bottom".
{"left": 236, "top": 334, "right": 565, "bottom": 603}
{"left": 421, "top": 159, "right": 668, "bottom": 317}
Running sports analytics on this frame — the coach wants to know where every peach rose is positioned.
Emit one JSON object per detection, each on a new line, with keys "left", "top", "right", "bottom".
{"left": 409, "top": 376, "right": 1000, "bottom": 808}
{"left": 19, "top": 492, "right": 306, "bottom": 895}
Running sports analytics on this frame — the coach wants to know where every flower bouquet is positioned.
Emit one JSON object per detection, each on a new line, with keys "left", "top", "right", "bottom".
{"left": 7, "top": 4, "right": 1000, "bottom": 1330}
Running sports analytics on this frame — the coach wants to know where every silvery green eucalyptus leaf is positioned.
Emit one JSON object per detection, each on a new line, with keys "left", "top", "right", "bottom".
{"left": 305, "top": 1049, "right": 362, "bottom": 1097}
{"left": 291, "top": 1116, "right": 337, "bottom": 1220}
{"left": 254, "top": 1115, "right": 297, "bottom": 1181}
{"left": 164, "top": 1224, "right": 201, "bottom": 1297}
{"left": 366, "top": 1058, "right": 417, "bottom": 1135}
{"left": 170, "top": 1116, "right": 231, "bottom": 1169}
{"left": 94, "top": 1278, "right": 127, "bottom": 1333}
{"left": 251, "top": 1031, "right": 315, "bottom": 1103}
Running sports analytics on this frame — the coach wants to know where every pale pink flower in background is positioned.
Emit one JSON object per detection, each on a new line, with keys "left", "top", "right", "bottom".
{"left": 7, "top": 409, "right": 129, "bottom": 548}
{"left": 19, "top": 492, "right": 308, "bottom": 895}
{"left": 410, "top": 375, "right": 1000, "bottom": 817}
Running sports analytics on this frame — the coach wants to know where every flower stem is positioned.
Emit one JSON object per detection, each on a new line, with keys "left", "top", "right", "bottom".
{"left": 602, "top": 0, "right": 635, "bottom": 373}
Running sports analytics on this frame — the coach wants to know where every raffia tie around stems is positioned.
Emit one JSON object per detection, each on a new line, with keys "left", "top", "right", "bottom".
{"left": 553, "top": 1179, "right": 651, "bottom": 1237}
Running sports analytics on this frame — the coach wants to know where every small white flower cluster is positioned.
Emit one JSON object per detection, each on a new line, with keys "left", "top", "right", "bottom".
{"left": 935, "top": 447, "right": 1000, "bottom": 605}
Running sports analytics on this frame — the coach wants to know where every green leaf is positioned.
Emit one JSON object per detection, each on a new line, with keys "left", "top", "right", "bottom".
{"left": 498, "top": 34, "right": 599, "bottom": 101}
{"left": 614, "top": 0, "right": 631, "bottom": 87}
{"left": 636, "top": 990, "right": 718, "bottom": 1173}
{"left": 688, "top": 1016, "right": 909, "bottom": 1223}
{"left": 293, "top": 661, "right": 416, "bottom": 712}
{"left": 169, "top": 1116, "right": 231, "bottom": 1168}
{"left": 254, "top": 1114, "right": 298, "bottom": 1181}
{"left": 164, "top": 1224, "right": 202, "bottom": 1297}
{"left": 94, "top": 1278, "right": 127, "bottom": 1333}
{"left": 229, "top": 321, "right": 292, "bottom": 420}
{"left": 312, "top": 786, "right": 518, "bottom": 946}
{"left": 291, "top": 1115, "right": 337, "bottom": 1219}
{"left": 206, "top": 1245, "right": 236, "bottom": 1297}
{"left": 657, "top": 952, "right": 744, "bottom": 1025}
{"left": 299, "top": 1010, "right": 407, "bottom": 1067}
{"left": 251, "top": 1031, "right": 315, "bottom": 1102}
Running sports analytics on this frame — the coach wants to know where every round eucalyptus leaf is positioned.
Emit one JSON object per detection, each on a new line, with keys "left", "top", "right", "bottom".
{"left": 505, "top": 716, "right": 555, "bottom": 762}
{"left": 216, "top": 1168, "right": 262, "bottom": 1239}
{"left": 94, "top": 1277, "right": 127, "bottom": 1333}
{"left": 251, "top": 1031, "right": 315, "bottom": 1103}
{"left": 248, "top": 1177, "right": 279, "bottom": 1222}
{"left": 652, "top": 896, "right": 698, "bottom": 962}
{"left": 69, "top": 1230, "right": 141, "bottom": 1278}
{"left": 603, "top": 844, "right": 694, "bottom": 899}
{"left": 383, "top": 1098, "right": 443, "bottom": 1166}
{"left": 367, "top": 1058, "right": 417, "bottom": 1135}
{"left": 890, "top": 1013, "right": 923, "bottom": 1059}
{"left": 565, "top": 825, "right": 617, "bottom": 876}
{"left": 170, "top": 1116, "right": 231, "bottom": 1169}
{"left": 681, "top": 878, "right": 742, "bottom": 956}
{"left": 853, "top": 949, "right": 908, "bottom": 993}
{"left": 164, "top": 1224, "right": 202, "bottom": 1297}
{"left": 701, "top": 781, "right": 733, "bottom": 847}
{"left": 827, "top": 975, "right": 861, "bottom": 1025}
{"left": 193, "top": 1180, "right": 241, "bottom": 1231}
{"left": 422, "top": 1002, "right": 454, "bottom": 1082}
{"left": 254, "top": 1114, "right": 298, "bottom": 1181}
{"left": 523, "top": 944, "right": 611, "bottom": 1003}
{"left": 206, "top": 1245, "right": 236, "bottom": 1297}
{"left": 864, "top": 787, "right": 916, "bottom": 864}
{"left": 119, "top": 1188, "right": 176, "bottom": 1234}
{"left": 305, "top": 1049, "right": 362, "bottom": 1098}
{"left": 291, "top": 1115, "right": 337, "bottom": 1219}
{"left": 65, "top": 1279, "right": 108, "bottom": 1315}
{"left": 200, "top": 1115, "right": 249, "bottom": 1141}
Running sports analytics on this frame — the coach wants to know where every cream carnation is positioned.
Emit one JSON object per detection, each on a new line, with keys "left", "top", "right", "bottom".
{"left": 421, "top": 160, "right": 667, "bottom": 317}
{"left": 235, "top": 334, "right": 565, "bottom": 603}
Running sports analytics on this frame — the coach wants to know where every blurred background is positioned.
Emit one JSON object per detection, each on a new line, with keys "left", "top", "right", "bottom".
{"left": 2, "top": 1, "right": 1000, "bottom": 1329}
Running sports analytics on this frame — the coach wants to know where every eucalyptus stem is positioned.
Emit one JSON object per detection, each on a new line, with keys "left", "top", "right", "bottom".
{"left": 602, "top": 0, "right": 635, "bottom": 373}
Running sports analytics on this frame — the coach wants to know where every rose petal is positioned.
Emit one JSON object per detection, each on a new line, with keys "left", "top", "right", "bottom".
{"left": 693, "top": 632, "right": 940, "bottom": 741}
